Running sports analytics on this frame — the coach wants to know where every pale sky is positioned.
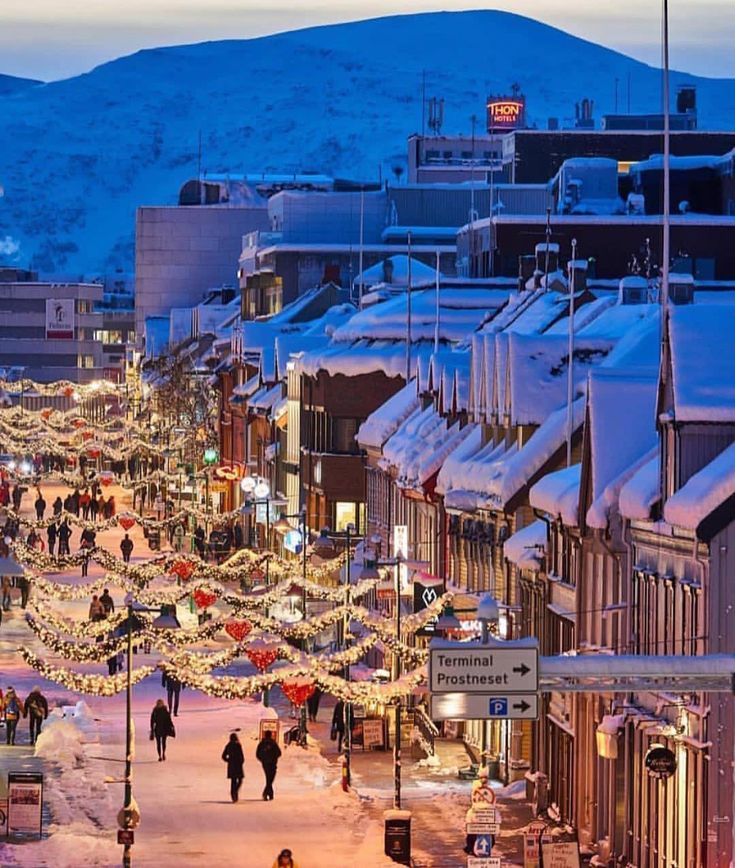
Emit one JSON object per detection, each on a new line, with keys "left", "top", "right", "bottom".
{"left": 2, "top": 0, "right": 734, "bottom": 81}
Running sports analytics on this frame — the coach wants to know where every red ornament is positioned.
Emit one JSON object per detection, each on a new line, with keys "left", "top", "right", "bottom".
{"left": 250, "top": 568, "right": 265, "bottom": 582}
{"left": 63, "top": 386, "right": 75, "bottom": 398}
{"left": 193, "top": 589, "right": 217, "bottom": 609}
{"left": 81, "top": 431, "right": 94, "bottom": 442}
{"left": 245, "top": 645, "right": 279, "bottom": 672}
{"left": 225, "top": 620, "right": 252, "bottom": 642}
{"left": 40, "top": 409, "right": 52, "bottom": 420}
{"left": 171, "top": 559, "right": 195, "bottom": 581}
{"left": 86, "top": 447, "right": 101, "bottom": 459}
{"left": 72, "top": 418, "right": 86, "bottom": 429}
{"left": 281, "top": 679, "right": 316, "bottom": 707}
{"left": 118, "top": 516, "right": 135, "bottom": 531}
{"left": 99, "top": 475, "right": 114, "bottom": 487}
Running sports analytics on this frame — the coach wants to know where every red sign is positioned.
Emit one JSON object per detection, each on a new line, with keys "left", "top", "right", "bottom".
{"left": 487, "top": 97, "right": 525, "bottom": 131}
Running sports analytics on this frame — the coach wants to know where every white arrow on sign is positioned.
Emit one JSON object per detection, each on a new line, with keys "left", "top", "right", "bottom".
{"left": 431, "top": 692, "right": 539, "bottom": 721}
{"left": 430, "top": 643, "right": 538, "bottom": 693}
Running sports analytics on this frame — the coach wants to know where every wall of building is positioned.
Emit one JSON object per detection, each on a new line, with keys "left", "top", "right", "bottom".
{"left": 135, "top": 205, "right": 269, "bottom": 347}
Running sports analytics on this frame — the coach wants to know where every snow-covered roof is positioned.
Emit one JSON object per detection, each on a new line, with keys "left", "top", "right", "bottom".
{"left": 618, "top": 451, "right": 660, "bottom": 521}
{"left": 585, "top": 368, "right": 658, "bottom": 528}
{"left": 299, "top": 339, "right": 435, "bottom": 380}
{"left": 355, "top": 255, "right": 437, "bottom": 288}
{"left": 668, "top": 304, "right": 735, "bottom": 422}
{"left": 249, "top": 384, "right": 282, "bottom": 413}
{"left": 503, "top": 520, "right": 547, "bottom": 571}
{"left": 381, "top": 405, "right": 473, "bottom": 490}
{"left": 232, "top": 374, "right": 260, "bottom": 398}
{"left": 664, "top": 441, "right": 735, "bottom": 535}
{"left": 530, "top": 464, "right": 581, "bottom": 525}
{"left": 357, "top": 382, "right": 420, "bottom": 451}
{"left": 330, "top": 289, "right": 506, "bottom": 344}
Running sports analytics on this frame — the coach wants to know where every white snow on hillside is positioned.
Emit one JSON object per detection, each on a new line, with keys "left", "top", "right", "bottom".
{"left": 1, "top": 10, "right": 735, "bottom": 274}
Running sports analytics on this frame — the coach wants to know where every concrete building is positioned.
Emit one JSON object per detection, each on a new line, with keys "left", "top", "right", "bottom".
{"left": 407, "top": 133, "right": 506, "bottom": 184}
{"left": 0, "top": 271, "right": 105, "bottom": 382}
{"left": 134, "top": 203, "right": 269, "bottom": 349}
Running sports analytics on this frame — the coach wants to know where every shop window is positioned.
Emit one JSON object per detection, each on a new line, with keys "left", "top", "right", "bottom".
{"left": 335, "top": 502, "right": 357, "bottom": 532}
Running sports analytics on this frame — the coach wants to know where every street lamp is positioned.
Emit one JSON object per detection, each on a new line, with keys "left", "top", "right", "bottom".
{"left": 119, "top": 596, "right": 179, "bottom": 867}
{"left": 240, "top": 476, "right": 273, "bottom": 582}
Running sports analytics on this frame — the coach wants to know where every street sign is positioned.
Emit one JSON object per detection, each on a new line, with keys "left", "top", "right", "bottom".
{"left": 541, "top": 842, "right": 581, "bottom": 867}
{"left": 471, "top": 785, "right": 496, "bottom": 809}
{"left": 117, "top": 829, "right": 135, "bottom": 846}
{"left": 467, "top": 858, "right": 501, "bottom": 868}
{"left": 467, "top": 822, "right": 500, "bottom": 835}
{"left": 473, "top": 834, "right": 494, "bottom": 857}
{"left": 431, "top": 692, "right": 539, "bottom": 721}
{"left": 429, "top": 643, "right": 538, "bottom": 693}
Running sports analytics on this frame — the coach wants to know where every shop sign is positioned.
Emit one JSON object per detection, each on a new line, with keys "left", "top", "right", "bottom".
{"left": 644, "top": 744, "right": 677, "bottom": 779}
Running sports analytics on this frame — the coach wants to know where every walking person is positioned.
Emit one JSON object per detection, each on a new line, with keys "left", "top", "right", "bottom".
{"left": 47, "top": 522, "right": 57, "bottom": 556}
{"left": 150, "top": 698, "right": 175, "bottom": 761}
{"left": 52, "top": 495, "right": 63, "bottom": 517}
{"left": 88, "top": 594, "right": 105, "bottom": 622}
{"left": 89, "top": 494, "right": 99, "bottom": 522}
{"left": 16, "top": 574, "right": 29, "bottom": 609}
{"left": 3, "top": 687, "right": 23, "bottom": 745}
{"left": 79, "top": 489, "right": 91, "bottom": 520}
{"left": 307, "top": 686, "right": 323, "bottom": 723}
{"left": 162, "top": 672, "right": 182, "bottom": 716}
{"left": 23, "top": 686, "right": 48, "bottom": 745}
{"left": 97, "top": 495, "right": 105, "bottom": 523}
{"left": 221, "top": 732, "right": 245, "bottom": 802}
{"left": 331, "top": 699, "right": 346, "bottom": 753}
{"left": 11, "top": 484, "right": 22, "bottom": 512}
{"left": 34, "top": 491, "right": 46, "bottom": 520}
{"left": 255, "top": 729, "right": 282, "bottom": 801}
{"left": 1, "top": 575, "right": 12, "bottom": 611}
{"left": 120, "top": 533, "right": 134, "bottom": 563}
{"left": 272, "top": 849, "right": 298, "bottom": 868}
{"left": 173, "top": 523, "right": 185, "bottom": 553}
{"left": 99, "top": 587, "right": 114, "bottom": 617}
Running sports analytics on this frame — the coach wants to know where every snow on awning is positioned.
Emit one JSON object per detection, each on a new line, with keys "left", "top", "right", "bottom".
{"left": 357, "top": 382, "right": 419, "bottom": 450}
{"left": 530, "top": 464, "right": 581, "bottom": 526}
{"left": 504, "top": 520, "right": 547, "bottom": 571}
{"left": 619, "top": 451, "right": 660, "bottom": 521}
{"left": 587, "top": 446, "right": 658, "bottom": 530}
{"left": 664, "top": 440, "right": 735, "bottom": 535}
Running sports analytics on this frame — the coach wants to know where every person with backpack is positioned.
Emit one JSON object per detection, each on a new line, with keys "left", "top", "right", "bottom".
{"left": 120, "top": 534, "right": 134, "bottom": 563}
{"left": 255, "top": 729, "right": 282, "bottom": 800}
{"left": 3, "top": 687, "right": 23, "bottom": 745}
{"left": 23, "top": 687, "right": 48, "bottom": 745}
{"left": 221, "top": 732, "right": 245, "bottom": 802}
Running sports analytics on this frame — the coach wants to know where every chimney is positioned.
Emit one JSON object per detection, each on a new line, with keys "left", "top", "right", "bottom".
{"left": 518, "top": 255, "right": 535, "bottom": 291}
{"left": 383, "top": 258, "right": 394, "bottom": 284}
{"left": 535, "top": 242, "right": 559, "bottom": 274}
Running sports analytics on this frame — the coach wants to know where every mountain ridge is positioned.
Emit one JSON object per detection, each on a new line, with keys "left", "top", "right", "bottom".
{"left": 0, "top": 10, "right": 733, "bottom": 275}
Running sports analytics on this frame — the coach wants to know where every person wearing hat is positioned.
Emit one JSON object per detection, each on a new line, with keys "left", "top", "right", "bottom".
{"left": 2, "top": 687, "right": 24, "bottom": 745}
{"left": 271, "top": 849, "right": 298, "bottom": 868}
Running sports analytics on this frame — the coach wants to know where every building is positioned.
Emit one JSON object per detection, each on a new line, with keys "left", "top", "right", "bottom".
{"left": 407, "top": 133, "right": 506, "bottom": 184}
{"left": 0, "top": 271, "right": 106, "bottom": 383}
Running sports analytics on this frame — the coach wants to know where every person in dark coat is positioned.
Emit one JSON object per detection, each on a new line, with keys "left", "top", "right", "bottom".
{"left": 99, "top": 587, "right": 114, "bottom": 616}
{"left": 57, "top": 520, "right": 72, "bottom": 556}
{"left": 47, "top": 522, "right": 57, "bottom": 556}
{"left": 221, "top": 732, "right": 245, "bottom": 802}
{"left": 150, "top": 698, "right": 174, "bottom": 761}
{"left": 52, "top": 496, "right": 63, "bottom": 517}
{"left": 34, "top": 492, "right": 46, "bottom": 520}
{"left": 11, "top": 485, "right": 22, "bottom": 512}
{"left": 331, "top": 699, "right": 346, "bottom": 752}
{"left": 307, "top": 686, "right": 323, "bottom": 723}
{"left": 23, "top": 686, "right": 48, "bottom": 745}
{"left": 233, "top": 522, "right": 243, "bottom": 550}
{"left": 120, "top": 534, "right": 134, "bottom": 563}
{"left": 162, "top": 671, "right": 182, "bottom": 716}
{"left": 255, "top": 729, "right": 282, "bottom": 800}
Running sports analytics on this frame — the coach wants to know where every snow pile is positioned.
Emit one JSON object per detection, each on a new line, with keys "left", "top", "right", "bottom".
{"left": 357, "top": 382, "right": 419, "bottom": 450}
{"left": 530, "top": 464, "right": 581, "bottom": 525}
{"left": 619, "top": 453, "right": 661, "bottom": 520}
{"left": 34, "top": 720, "right": 86, "bottom": 767}
{"left": 503, "top": 520, "right": 548, "bottom": 570}
{"left": 664, "top": 440, "right": 735, "bottom": 532}
{"left": 668, "top": 305, "right": 735, "bottom": 422}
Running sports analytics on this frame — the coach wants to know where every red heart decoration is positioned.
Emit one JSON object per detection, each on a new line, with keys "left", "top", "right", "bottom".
{"left": 171, "top": 559, "right": 195, "bottom": 581}
{"left": 281, "top": 680, "right": 316, "bottom": 707}
{"left": 72, "top": 418, "right": 86, "bottom": 429}
{"left": 41, "top": 409, "right": 52, "bottom": 420}
{"left": 100, "top": 476, "right": 113, "bottom": 487}
{"left": 225, "top": 620, "right": 252, "bottom": 642}
{"left": 119, "top": 516, "right": 135, "bottom": 531}
{"left": 245, "top": 645, "right": 278, "bottom": 672}
{"left": 82, "top": 431, "right": 94, "bottom": 441}
{"left": 87, "top": 448, "right": 101, "bottom": 459}
{"left": 63, "top": 386, "right": 75, "bottom": 398}
{"left": 193, "top": 589, "right": 217, "bottom": 609}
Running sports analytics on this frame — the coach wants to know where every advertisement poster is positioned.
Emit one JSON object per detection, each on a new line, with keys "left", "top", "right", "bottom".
{"left": 362, "top": 719, "right": 384, "bottom": 749}
{"left": 45, "top": 298, "right": 75, "bottom": 339}
{"left": 7, "top": 773, "right": 43, "bottom": 836}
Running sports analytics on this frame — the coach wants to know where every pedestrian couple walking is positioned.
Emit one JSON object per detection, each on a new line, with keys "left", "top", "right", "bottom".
{"left": 221, "top": 729, "right": 282, "bottom": 803}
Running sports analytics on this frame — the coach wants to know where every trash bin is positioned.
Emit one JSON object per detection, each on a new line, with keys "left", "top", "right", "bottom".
{"left": 384, "top": 809, "right": 411, "bottom": 864}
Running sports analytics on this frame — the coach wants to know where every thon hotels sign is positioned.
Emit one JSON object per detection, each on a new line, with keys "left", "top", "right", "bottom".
{"left": 486, "top": 97, "right": 525, "bottom": 131}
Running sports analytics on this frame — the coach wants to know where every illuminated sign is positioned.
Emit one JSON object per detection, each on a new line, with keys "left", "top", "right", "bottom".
{"left": 487, "top": 98, "right": 525, "bottom": 131}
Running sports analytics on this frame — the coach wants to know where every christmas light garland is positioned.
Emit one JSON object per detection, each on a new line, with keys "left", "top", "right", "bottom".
{"left": 19, "top": 648, "right": 154, "bottom": 696}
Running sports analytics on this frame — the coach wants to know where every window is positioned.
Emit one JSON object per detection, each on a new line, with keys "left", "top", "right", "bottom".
{"left": 78, "top": 355, "right": 96, "bottom": 369}
{"left": 335, "top": 502, "right": 357, "bottom": 532}
{"left": 333, "top": 418, "right": 359, "bottom": 454}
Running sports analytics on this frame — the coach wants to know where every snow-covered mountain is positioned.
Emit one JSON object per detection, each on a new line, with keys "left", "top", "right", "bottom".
{"left": 0, "top": 73, "right": 41, "bottom": 96}
{"left": 1, "top": 10, "right": 734, "bottom": 276}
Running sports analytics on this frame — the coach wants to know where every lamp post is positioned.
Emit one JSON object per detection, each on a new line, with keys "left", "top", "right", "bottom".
{"left": 311, "top": 523, "right": 360, "bottom": 786}
{"left": 241, "top": 476, "right": 273, "bottom": 582}
{"left": 476, "top": 594, "right": 500, "bottom": 772}
{"left": 120, "top": 597, "right": 179, "bottom": 867}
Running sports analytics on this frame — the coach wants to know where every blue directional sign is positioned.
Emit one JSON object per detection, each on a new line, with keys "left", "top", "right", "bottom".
{"left": 488, "top": 697, "right": 508, "bottom": 716}
{"left": 473, "top": 834, "right": 493, "bottom": 857}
